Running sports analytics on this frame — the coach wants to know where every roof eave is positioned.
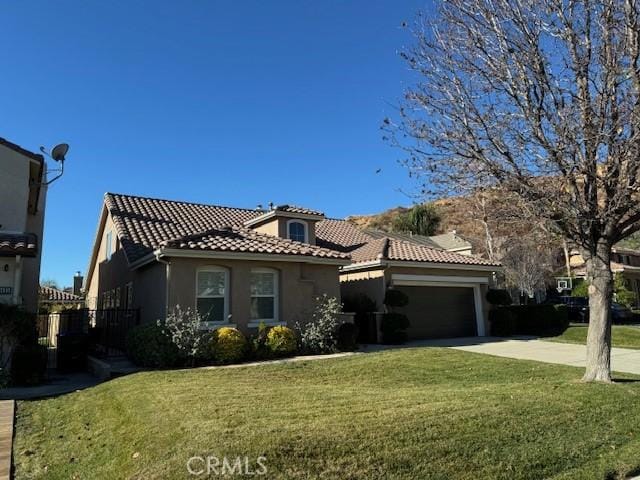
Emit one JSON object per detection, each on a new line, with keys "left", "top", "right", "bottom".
{"left": 340, "top": 259, "right": 501, "bottom": 273}
{"left": 152, "top": 247, "right": 350, "bottom": 266}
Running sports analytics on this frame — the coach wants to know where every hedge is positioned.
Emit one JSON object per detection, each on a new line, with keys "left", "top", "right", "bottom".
{"left": 489, "top": 304, "right": 569, "bottom": 337}
{"left": 125, "top": 324, "right": 181, "bottom": 368}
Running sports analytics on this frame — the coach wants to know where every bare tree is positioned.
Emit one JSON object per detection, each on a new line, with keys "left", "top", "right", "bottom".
{"left": 501, "top": 237, "right": 556, "bottom": 301}
{"left": 385, "top": 0, "right": 640, "bottom": 381}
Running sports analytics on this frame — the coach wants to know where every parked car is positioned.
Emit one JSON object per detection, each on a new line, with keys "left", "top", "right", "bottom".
{"left": 611, "top": 302, "right": 635, "bottom": 324}
{"left": 546, "top": 296, "right": 635, "bottom": 324}
{"left": 546, "top": 296, "right": 589, "bottom": 323}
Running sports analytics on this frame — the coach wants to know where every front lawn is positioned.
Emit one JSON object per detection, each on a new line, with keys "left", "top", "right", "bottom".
{"left": 14, "top": 348, "right": 640, "bottom": 479}
{"left": 548, "top": 325, "right": 640, "bottom": 349}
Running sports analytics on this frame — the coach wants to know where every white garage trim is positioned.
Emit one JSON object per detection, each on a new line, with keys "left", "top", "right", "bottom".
{"left": 391, "top": 274, "right": 487, "bottom": 337}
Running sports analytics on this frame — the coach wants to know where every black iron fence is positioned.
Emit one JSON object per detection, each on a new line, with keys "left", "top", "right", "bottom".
{"left": 36, "top": 308, "right": 141, "bottom": 369}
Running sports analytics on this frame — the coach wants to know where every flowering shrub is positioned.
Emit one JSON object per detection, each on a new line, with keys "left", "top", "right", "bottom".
{"left": 265, "top": 326, "right": 297, "bottom": 357}
{"left": 160, "top": 306, "right": 207, "bottom": 364}
{"left": 296, "top": 295, "right": 342, "bottom": 354}
{"left": 208, "top": 327, "right": 248, "bottom": 364}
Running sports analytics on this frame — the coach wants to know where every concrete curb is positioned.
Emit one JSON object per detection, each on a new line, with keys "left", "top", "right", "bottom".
{"left": 0, "top": 400, "right": 14, "bottom": 480}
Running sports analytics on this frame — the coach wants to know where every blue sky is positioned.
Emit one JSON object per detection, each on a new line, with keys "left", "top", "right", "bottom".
{"left": 1, "top": 1, "right": 429, "bottom": 287}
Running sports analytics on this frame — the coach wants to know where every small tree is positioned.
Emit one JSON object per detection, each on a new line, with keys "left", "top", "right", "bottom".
{"left": 392, "top": 203, "right": 441, "bottom": 236}
{"left": 501, "top": 237, "right": 555, "bottom": 303}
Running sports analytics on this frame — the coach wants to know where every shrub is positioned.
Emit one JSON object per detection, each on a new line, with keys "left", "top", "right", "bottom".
{"left": 208, "top": 327, "right": 248, "bottom": 364}
{"left": 489, "top": 308, "right": 517, "bottom": 336}
{"left": 336, "top": 322, "right": 359, "bottom": 351}
{"left": 10, "top": 344, "right": 47, "bottom": 386}
{"left": 503, "top": 304, "right": 569, "bottom": 337}
{"left": 342, "top": 293, "right": 377, "bottom": 344}
{"left": 384, "top": 289, "right": 409, "bottom": 308}
{"left": 380, "top": 313, "right": 410, "bottom": 344}
{"left": 125, "top": 324, "right": 180, "bottom": 368}
{"left": 265, "top": 326, "right": 297, "bottom": 358}
{"left": 571, "top": 279, "right": 589, "bottom": 297}
{"left": 160, "top": 306, "right": 208, "bottom": 363}
{"left": 486, "top": 289, "right": 512, "bottom": 306}
{"left": 296, "top": 295, "right": 342, "bottom": 354}
{"left": 249, "top": 322, "right": 271, "bottom": 360}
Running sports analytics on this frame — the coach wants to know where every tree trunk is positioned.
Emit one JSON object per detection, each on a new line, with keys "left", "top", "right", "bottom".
{"left": 583, "top": 244, "right": 614, "bottom": 383}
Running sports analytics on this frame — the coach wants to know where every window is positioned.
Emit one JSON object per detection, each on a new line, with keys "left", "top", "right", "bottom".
{"left": 250, "top": 268, "right": 278, "bottom": 321}
{"left": 287, "top": 220, "right": 307, "bottom": 243}
{"left": 196, "top": 268, "right": 229, "bottom": 323}
{"left": 105, "top": 230, "right": 113, "bottom": 260}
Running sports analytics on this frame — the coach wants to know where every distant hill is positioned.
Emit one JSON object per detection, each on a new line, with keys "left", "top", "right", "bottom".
{"left": 348, "top": 196, "right": 493, "bottom": 256}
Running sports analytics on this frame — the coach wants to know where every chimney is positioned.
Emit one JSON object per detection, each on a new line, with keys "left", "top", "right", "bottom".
{"left": 73, "top": 271, "right": 83, "bottom": 297}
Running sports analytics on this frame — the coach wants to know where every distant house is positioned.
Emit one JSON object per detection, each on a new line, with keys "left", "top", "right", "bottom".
{"left": 0, "top": 138, "right": 47, "bottom": 312}
{"left": 563, "top": 246, "right": 640, "bottom": 305}
{"left": 39, "top": 285, "right": 84, "bottom": 310}
{"left": 85, "top": 193, "right": 499, "bottom": 340}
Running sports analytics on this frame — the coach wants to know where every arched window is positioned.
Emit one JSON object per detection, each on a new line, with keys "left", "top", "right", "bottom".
{"left": 287, "top": 220, "right": 307, "bottom": 243}
{"left": 196, "top": 267, "right": 229, "bottom": 324}
{"left": 250, "top": 268, "right": 279, "bottom": 322}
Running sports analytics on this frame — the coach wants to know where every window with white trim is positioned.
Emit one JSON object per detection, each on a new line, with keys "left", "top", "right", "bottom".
{"left": 250, "top": 268, "right": 279, "bottom": 322}
{"left": 287, "top": 220, "right": 307, "bottom": 243}
{"left": 196, "top": 267, "right": 229, "bottom": 323}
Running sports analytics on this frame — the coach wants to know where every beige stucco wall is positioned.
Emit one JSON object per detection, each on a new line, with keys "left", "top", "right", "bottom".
{"left": 340, "top": 269, "right": 386, "bottom": 310}
{"left": 166, "top": 257, "right": 341, "bottom": 333}
{"left": 252, "top": 216, "right": 318, "bottom": 245}
{"left": 0, "top": 146, "right": 30, "bottom": 232}
{"left": 0, "top": 146, "right": 46, "bottom": 312}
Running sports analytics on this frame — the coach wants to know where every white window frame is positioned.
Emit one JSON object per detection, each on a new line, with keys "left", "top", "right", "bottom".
{"left": 196, "top": 267, "right": 230, "bottom": 326}
{"left": 286, "top": 220, "right": 308, "bottom": 243}
{"left": 105, "top": 230, "right": 113, "bottom": 261}
{"left": 249, "top": 268, "right": 279, "bottom": 324}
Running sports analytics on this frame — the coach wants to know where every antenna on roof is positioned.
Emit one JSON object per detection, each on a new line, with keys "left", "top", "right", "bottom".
{"left": 268, "top": 201, "right": 274, "bottom": 211}
{"left": 39, "top": 143, "right": 70, "bottom": 185}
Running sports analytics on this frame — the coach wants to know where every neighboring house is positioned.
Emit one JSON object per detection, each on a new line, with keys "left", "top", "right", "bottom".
{"left": 0, "top": 138, "right": 47, "bottom": 312}
{"left": 39, "top": 285, "right": 84, "bottom": 310}
{"left": 85, "top": 193, "right": 500, "bottom": 340}
{"left": 563, "top": 246, "right": 640, "bottom": 305}
{"left": 363, "top": 229, "right": 473, "bottom": 256}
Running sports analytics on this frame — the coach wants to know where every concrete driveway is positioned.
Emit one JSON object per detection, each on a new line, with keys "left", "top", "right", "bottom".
{"left": 382, "top": 336, "right": 640, "bottom": 375}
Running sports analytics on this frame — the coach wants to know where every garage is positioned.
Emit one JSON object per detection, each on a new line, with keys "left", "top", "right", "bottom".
{"left": 390, "top": 274, "right": 488, "bottom": 340}
{"left": 396, "top": 285, "right": 477, "bottom": 339}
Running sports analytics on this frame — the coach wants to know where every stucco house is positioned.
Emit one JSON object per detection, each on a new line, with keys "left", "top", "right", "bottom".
{"left": 85, "top": 193, "right": 499, "bottom": 340}
{"left": 0, "top": 138, "right": 47, "bottom": 313}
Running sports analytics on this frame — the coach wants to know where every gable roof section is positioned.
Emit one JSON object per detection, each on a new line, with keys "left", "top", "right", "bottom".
{"left": 0, "top": 137, "right": 44, "bottom": 162}
{"left": 161, "top": 226, "right": 349, "bottom": 259}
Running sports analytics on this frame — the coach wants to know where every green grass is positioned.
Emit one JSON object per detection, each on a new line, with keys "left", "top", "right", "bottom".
{"left": 13, "top": 348, "right": 640, "bottom": 479}
{"left": 548, "top": 325, "right": 640, "bottom": 349}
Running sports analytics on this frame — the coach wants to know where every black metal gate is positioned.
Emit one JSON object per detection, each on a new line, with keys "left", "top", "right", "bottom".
{"left": 37, "top": 308, "right": 141, "bottom": 370}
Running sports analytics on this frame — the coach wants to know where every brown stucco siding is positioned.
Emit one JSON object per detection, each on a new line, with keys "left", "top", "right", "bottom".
{"left": 166, "top": 257, "right": 341, "bottom": 333}
{"left": 134, "top": 262, "right": 167, "bottom": 324}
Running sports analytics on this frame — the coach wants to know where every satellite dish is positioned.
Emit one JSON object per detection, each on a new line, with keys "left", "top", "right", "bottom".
{"left": 51, "top": 143, "right": 69, "bottom": 162}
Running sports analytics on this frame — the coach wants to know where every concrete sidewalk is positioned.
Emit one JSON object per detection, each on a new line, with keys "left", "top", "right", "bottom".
{"left": 404, "top": 336, "right": 640, "bottom": 375}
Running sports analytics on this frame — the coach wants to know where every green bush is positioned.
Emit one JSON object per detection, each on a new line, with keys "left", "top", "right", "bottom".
{"left": 380, "top": 313, "right": 410, "bottom": 344}
{"left": 336, "top": 322, "right": 359, "bottom": 351}
{"left": 265, "top": 326, "right": 297, "bottom": 358}
{"left": 571, "top": 279, "right": 589, "bottom": 297}
{"left": 489, "top": 308, "right": 517, "bottom": 336}
{"left": 208, "top": 327, "right": 248, "bottom": 364}
{"left": 125, "top": 324, "right": 180, "bottom": 368}
{"left": 384, "top": 289, "right": 409, "bottom": 308}
{"left": 342, "top": 293, "right": 377, "bottom": 344}
{"left": 486, "top": 289, "right": 512, "bottom": 306}
{"left": 10, "top": 344, "right": 47, "bottom": 386}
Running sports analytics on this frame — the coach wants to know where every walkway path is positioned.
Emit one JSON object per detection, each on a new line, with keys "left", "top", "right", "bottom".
{"left": 401, "top": 336, "right": 640, "bottom": 375}
{"left": 0, "top": 401, "right": 13, "bottom": 480}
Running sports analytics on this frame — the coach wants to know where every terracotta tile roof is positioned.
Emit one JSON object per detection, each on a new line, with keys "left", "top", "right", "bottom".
{"left": 162, "top": 226, "right": 349, "bottom": 259}
{"left": 39, "top": 285, "right": 82, "bottom": 302}
{"left": 105, "top": 193, "right": 262, "bottom": 262}
{"left": 0, "top": 233, "right": 38, "bottom": 257}
{"left": 104, "top": 193, "right": 498, "bottom": 268}
{"left": 364, "top": 229, "right": 440, "bottom": 248}
{"left": 316, "top": 218, "right": 372, "bottom": 252}
{"left": 275, "top": 205, "right": 324, "bottom": 216}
